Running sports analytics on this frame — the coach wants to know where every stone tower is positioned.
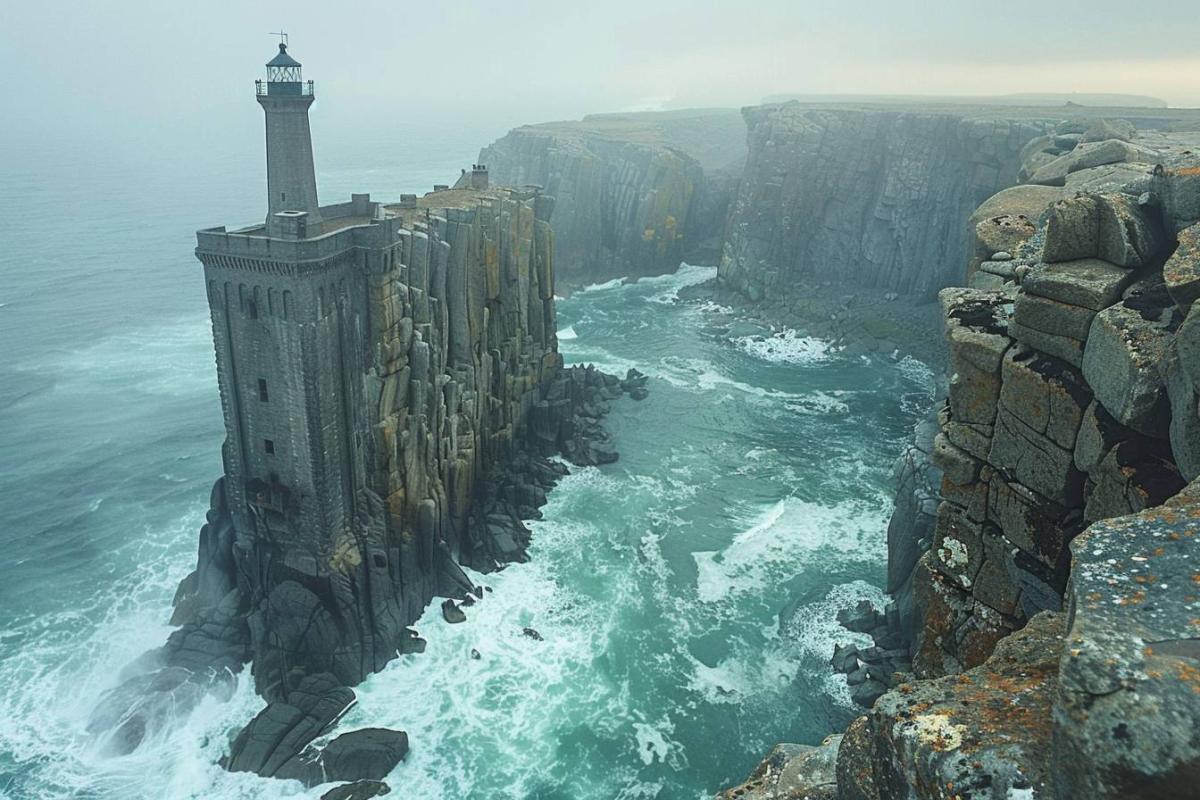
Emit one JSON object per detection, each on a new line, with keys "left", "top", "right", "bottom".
{"left": 194, "top": 41, "right": 411, "bottom": 686}
{"left": 257, "top": 41, "right": 322, "bottom": 236}
{"left": 183, "top": 40, "right": 576, "bottom": 696}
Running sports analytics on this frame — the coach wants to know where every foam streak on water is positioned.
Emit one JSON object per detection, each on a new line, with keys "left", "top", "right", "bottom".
{"left": 0, "top": 259, "right": 933, "bottom": 799}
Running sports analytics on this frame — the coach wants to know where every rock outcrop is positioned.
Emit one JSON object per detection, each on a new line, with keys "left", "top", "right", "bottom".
{"left": 727, "top": 117, "right": 1200, "bottom": 799}
{"left": 480, "top": 109, "right": 747, "bottom": 285}
{"left": 718, "top": 736, "right": 842, "bottom": 800}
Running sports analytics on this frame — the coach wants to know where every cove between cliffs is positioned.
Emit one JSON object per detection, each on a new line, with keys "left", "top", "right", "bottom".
{"left": 0, "top": 265, "right": 933, "bottom": 799}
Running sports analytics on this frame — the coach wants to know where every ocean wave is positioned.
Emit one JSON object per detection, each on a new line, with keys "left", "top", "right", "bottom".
{"left": 783, "top": 390, "right": 851, "bottom": 416}
{"left": 692, "top": 494, "right": 888, "bottom": 605}
{"left": 640, "top": 264, "right": 718, "bottom": 305}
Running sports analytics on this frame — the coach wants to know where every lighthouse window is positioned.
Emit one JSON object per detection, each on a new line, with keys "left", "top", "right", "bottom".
{"left": 258, "top": 379, "right": 269, "bottom": 402}
{"left": 264, "top": 439, "right": 275, "bottom": 455}
{"left": 281, "top": 192, "right": 286, "bottom": 202}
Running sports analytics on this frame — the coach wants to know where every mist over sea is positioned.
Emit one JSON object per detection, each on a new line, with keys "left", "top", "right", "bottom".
{"left": 0, "top": 119, "right": 931, "bottom": 799}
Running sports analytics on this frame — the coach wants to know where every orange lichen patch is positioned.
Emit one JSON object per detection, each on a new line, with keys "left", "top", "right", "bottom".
{"left": 1173, "top": 166, "right": 1200, "bottom": 176}
{"left": 1145, "top": 646, "right": 1155, "bottom": 657}
{"left": 1134, "top": 574, "right": 1159, "bottom": 585}
{"left": 1154, "top": 547, "right": 1166, "bottom": 556}
{"left": 1173, "top": 661, "right": 1200, "bottom": 694}
{"left": 1191, "top": 573, "right": 1200, "bottom": 584}
{"left": 1118, "top": 590, "right": 1147, "bottom": 606}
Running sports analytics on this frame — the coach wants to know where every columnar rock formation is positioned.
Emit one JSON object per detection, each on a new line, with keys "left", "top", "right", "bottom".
{"left": 725, "top": 117, "right": 1200, "bottom": 799}
{"left": 89, "top": 185, "right": 644, "bottom": 791}
{"left": 480, "top": 109, "right": 746, "bottom": 285}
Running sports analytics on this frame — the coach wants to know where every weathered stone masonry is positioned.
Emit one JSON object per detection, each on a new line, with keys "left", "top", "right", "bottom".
{"left": 180, "top": 187, "right": 565, "bottom": 695}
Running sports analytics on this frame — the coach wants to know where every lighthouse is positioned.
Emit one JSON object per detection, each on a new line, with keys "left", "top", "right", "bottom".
{"left": 256, "top": 40, "right": 322, "bottom": 236}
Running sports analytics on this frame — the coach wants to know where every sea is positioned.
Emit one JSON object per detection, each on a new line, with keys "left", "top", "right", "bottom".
{"left": 0, "top": 117, "right": 933, "bottom": 799}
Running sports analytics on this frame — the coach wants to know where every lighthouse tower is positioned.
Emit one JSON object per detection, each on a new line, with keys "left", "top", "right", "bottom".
{"left": 256, "top": 41, "right": 322, "bottom": 236}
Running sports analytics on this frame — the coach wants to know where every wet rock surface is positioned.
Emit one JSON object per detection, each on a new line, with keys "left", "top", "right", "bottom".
{"left": 320, "top": 781, "right": 391, "bottom": 800}
{"left": 716, "top": 736, "right": 841, "bottom": 800}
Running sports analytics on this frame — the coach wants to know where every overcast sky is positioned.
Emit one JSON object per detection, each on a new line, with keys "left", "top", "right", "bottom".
{"left": 4, "top": 0, "right": 1199, "bottom": 147}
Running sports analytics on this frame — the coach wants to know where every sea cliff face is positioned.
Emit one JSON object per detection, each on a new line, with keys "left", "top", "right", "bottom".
{"left": 88, "top": 186, "right": 645, "bottom": 789}
{"left": 718, "top": 104, "right": 1051, "bottom": 300}
{"left": 724, "top": 118, "right": 1200, "bottom": 800}
{"left": 480, "top": 110, "right": 746, "bottom": 286}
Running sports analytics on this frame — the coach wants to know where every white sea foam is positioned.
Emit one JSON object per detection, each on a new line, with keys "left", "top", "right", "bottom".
{"left": 693, "top": 495, "right": 888, "bottom": 604}
{"left": 558, "top": 324, "right": 578, "bottom": 340}
{"left": 732, "top": 329, "right": 834, "bottom": 366}
{"left": 783, "top": 391, "right": 851, "bottom": 416}
{"left": 576, "top": 276, "right": 626, "bottom": 293}
{"left": 641, "top": 263, "right": 718, "bottom": 305}
{"left": 780, "top": 581, "right": 888, "bottom": 707}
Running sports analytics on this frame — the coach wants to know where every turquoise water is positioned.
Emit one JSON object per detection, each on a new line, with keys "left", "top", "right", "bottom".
{"left": 0, "top": 132, "right": 932, "bottom": 799}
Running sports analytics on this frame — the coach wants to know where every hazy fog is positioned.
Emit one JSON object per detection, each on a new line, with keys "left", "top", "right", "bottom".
{"left": 4, "top": 0, "right": 1199, "bottom": 153}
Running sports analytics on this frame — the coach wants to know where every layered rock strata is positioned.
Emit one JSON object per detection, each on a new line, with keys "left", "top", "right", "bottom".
{"left": 480, "top": 109, "right": 747, "bottom": 285}
{"left": 90, "top": 186, "right": 643, "bottom": 789}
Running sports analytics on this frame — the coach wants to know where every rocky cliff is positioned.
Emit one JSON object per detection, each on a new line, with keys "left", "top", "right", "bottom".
{"left": 480, "top": 109, "right": 746, "bottom": 285}
{"left": 723, "top": 117, "right": 1200, "bottom": 799}
{"left": 718, "top": 104, "right": 1200, "bottom": 305}
{"left": 88, "top": 185, "right": 646, "bottom": 792}
{"left": 717, "top": 104, "right": 1053, "bottom": 300}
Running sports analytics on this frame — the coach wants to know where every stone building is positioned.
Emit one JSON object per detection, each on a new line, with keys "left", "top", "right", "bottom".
{"left": 185, "top": 42, "right": 573, "bottom": 693}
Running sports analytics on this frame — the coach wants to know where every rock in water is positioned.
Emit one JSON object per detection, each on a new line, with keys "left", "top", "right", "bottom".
{"left": 441, "top": 599, "right": 466, "bottom": 624}
{"left": 321, "top": 729, "right": 409, "bottom": 783}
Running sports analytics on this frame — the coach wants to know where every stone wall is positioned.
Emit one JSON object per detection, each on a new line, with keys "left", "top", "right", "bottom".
{"left": 479, "top": 109, "right": 746, "bottom": 285}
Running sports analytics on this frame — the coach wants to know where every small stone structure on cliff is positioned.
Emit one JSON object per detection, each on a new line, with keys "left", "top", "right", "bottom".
{"left": 86, "top": 42, "right": 643, "bottom": 796}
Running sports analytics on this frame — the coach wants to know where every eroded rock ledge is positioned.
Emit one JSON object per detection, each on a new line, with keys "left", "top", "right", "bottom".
{"left": 723, "top": 117, "right": 1200, "bottom": 799}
